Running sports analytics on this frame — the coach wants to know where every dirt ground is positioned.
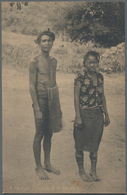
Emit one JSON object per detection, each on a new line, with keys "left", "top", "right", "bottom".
{"left": 2, "top": 65, "right": 126, "bottom": 193}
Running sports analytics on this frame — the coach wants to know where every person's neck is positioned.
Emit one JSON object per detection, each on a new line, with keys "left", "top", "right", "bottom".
{"left": 40, "top": 51, "right": 50, "bottom": 59}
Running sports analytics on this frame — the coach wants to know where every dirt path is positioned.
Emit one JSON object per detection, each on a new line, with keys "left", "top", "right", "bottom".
{"left": 2, "top": 66, "right": 125, "bottom": 193}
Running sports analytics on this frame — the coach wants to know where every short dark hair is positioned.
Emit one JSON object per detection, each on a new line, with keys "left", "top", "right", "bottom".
{"left": 34, "top": 28, "right": 55, "bottom": 44}
{"left": 83, "top": 50, "right": 100, "bottom": 66}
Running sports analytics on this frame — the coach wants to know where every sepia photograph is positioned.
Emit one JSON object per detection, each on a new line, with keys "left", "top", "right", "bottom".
{"left": 2, "top": 1, "right": 126, "bottom": 194}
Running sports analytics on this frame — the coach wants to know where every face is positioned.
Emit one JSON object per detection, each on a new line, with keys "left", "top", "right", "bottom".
{"left": 39, "top": 35, "right": 53, "bottom": 52}
{"left": 85, "top": 55, "right": 99, "bottom": 72}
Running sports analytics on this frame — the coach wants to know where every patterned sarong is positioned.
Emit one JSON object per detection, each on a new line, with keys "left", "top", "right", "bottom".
{"left": 73, "top": 106, "right": 104, "bottom": 152}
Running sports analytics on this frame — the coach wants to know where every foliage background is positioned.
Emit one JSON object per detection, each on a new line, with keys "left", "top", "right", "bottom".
{"left": 2, "top": 1, "right": 125, "bottom": 73}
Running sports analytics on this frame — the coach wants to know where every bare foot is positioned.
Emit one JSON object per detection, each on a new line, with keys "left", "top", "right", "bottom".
{"left": 44, "top": 164, "right": 60, "bottom": 175}
{"left": 79, "top": 169, "right": 92, "bottom": 182}
{"left": 35, "top": 167, "right": 49, "bottom": 180}
{"left": 90, "top": 172, "right": 100, "bottom": 181}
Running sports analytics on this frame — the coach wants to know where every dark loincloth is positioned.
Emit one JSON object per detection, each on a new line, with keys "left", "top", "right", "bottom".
{"left": 47, "top": 85, "right": 62, "bottom": 133}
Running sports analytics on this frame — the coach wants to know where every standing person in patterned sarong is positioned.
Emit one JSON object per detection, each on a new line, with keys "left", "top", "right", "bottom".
{"left": 74, "top": 50, "right": 110, "bottom": 182}
{"left": 29, "top": 29, "right": 62, "bottom": 180}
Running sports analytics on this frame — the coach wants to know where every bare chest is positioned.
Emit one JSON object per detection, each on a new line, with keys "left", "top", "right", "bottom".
{"left": 37, "top": 58, "right": 56, "bottom": 76}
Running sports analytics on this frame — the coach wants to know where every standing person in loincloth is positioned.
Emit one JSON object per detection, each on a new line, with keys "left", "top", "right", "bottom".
{"left": 29, "top": 29, "right": 62, "bottom": 180}
{"left": 74, "top": 50, "right": 110, "bottom": 182}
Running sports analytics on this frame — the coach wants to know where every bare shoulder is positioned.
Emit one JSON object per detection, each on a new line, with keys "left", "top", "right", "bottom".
{"left": 49, "top": 57, "right": 57, "bottom": 71}
{"left": 29, "top": 55, "right": 39, "bottom": 72}
{"left": 50, "top": 56, "right": 57, "bottom": 65}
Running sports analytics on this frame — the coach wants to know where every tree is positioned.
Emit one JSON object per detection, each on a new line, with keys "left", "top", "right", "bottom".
{"left": 50, "top": 2, "right": 125, "bottom": 47}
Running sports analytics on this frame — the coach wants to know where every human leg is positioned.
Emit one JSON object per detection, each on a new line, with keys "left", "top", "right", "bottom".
{"left": 89, "top": 152, "right": 100, "bottom": 181}
{"left": 75, "top": 150, "right": 92, "bottom": 182}
{"left": 74, "top": 123, "right": 92, "bottom": 182}
{"left": 33, "top": 126, "right": 43, "bottom": 169}
{"left": 33, "top": 101, "right": 49, "bottom": 180}
{"left": 33, "top": 124, "right": 49, "bottom": 180}
{"left": 43, "top": 132, "right": 60, "bottom": 175}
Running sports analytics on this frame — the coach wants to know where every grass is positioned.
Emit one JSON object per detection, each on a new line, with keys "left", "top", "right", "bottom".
{"left": 1, "top": 2, "right": 125, "bottom": 74}
{"left": 2, "top": 33, "right": 125, "bottom": 74}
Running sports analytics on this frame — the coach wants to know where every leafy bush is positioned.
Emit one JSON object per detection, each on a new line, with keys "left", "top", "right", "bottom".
{"left": 2, "top": 31, "right": 124, "bottom": 74}
{"left": 50, "top": 1, "right": 125, "bottom": 47}
{"left": 99, "top": 42, "right": 125, "bottom": 73}
{"left": 2, "top": 2, "right": 125, "bottom": 47}
{"left": 2, "top": 43, "right": 39, "bottom": 68}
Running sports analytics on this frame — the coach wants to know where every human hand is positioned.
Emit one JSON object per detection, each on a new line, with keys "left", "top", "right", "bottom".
{"left": 74, "top": 116, "right": 83, "bottom": 130}
{"left": 104, "top": 114, "right": 110, "bottom": 127}
{"left": 35, "top": 110, "right": 43, "bottom": 124}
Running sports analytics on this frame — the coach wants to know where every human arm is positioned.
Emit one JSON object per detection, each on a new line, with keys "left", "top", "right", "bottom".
{"left": 29, "top": 60, "right": 43, "bottom": 123}
{"left": 53, "top": 58, "right": 63, "bottom": 118}
{"left": 53, "top": 58, "right": 57, "bottom": 86}
{"left": 50, "top": 58, "right": 57, "bottom": 87}
{"left": 74, "top": 81, "right": 82, "bottom": 125}
{"left": 102, "top": 87, "right": 110, "bottom": 127}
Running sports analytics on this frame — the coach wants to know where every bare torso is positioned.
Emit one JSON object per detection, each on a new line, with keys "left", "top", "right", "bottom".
{"left": 34, "top": 54, "right": 57, "bottom": 97}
